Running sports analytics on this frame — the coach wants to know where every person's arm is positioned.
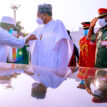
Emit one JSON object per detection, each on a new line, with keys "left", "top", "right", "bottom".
{"left": 0, "top": 29, "right": 25, "bottom": 49}
{"left": 87, "top": 17, "right": 98, "bottom": 40}
{"left": 25, "top": 34, "right": 37, "bottom": 44}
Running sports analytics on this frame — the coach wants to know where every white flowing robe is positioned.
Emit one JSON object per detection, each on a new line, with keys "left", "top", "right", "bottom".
{"left": 0, "top": 27, "right": 25, "bottom": 62}
{"left": 28, "top": 20, "right": 74, "bottom": 68}
{"left": 31, "top": 66, "right": 66, "bottom": 88}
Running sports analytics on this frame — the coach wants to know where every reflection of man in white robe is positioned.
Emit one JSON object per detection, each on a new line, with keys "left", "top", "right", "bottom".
{"left": 30, "top": 66, "right": 68, "bottom": 99}
{"left": 26, "top": 3, "right": 74, "bottom": 68}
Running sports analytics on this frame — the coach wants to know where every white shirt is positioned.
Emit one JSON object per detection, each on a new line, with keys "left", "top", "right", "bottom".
{"left": 27, "top": 20, "right": 74, "bottom": 68}
{"left": 0, "top": 27, "right": 25, "bottom": 62}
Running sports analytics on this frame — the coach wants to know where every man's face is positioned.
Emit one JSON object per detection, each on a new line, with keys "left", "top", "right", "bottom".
{"left": 37, "top": 13, "right": 41, "bottom": 18}
{"left": 1, "top": 23, "right": 14, "bottom": 31}
{"left": 98, "top": 15, "right": 107, "bottom": 27}
{"left": 37, "top": 13, "right": 45, "bottom": 20}
{"left": 8, "top": 24, "right": 14, "bottom": 29}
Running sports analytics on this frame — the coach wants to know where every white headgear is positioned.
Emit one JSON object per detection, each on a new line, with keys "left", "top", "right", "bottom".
{"left": 1, "top": 16, "right": 15, "bottom": 25}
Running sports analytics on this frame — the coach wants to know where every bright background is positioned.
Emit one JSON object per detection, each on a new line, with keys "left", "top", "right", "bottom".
{"left": 0, "top": 0, "right": 106, "bottom": 33}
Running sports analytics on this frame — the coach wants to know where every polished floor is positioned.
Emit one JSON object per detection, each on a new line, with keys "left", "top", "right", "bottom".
{"left": 0, "top": 63, "right": 107, "bottom": 107}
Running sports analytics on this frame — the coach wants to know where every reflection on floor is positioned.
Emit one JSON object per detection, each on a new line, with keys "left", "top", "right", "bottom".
{"left": 0, "top": 63, "right": 107, "bottom": 106}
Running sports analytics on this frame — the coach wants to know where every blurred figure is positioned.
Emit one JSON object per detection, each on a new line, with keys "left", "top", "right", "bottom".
{"left": 7, "top": 30, "right": 29, "bottom": 64}
{"left": 15, "top": 32, "right": 29, "bottom": 64}
{"left": 26, "top": 3, "right": 73, "bottom": 68}
{"left": 7, "top": 26, "right": 18, "bottom": 63}
{"left": 0, "top": 16, "right": 25, "bottom": 62}
{"left": 87, "top": 8, "right": 107, "bottom": 68}
{"left": 67, "top": 30, "right": 79, "bottom": 66}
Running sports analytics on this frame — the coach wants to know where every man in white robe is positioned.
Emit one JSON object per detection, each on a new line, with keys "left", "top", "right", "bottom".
{"left": 26, "top": 3, "right": 74, "bottom": 68}
{"left": 0, "top": 16, "right": 25, "bottom": 62}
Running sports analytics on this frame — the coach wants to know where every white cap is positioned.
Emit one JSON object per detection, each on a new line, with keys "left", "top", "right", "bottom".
{"left": 1, "top": 16, "right": 15, "bottom": 25}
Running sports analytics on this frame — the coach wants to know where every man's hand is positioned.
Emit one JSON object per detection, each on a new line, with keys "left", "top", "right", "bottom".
{"left": 25, "top": 34, "right": 37, "bottom": 44}
{"left": 90, "top": 17, "right": 98, "bottom": 27}
{"left": 87, "top": 17, "right": 98, "bottom": 40}
{"left": 28, "top": 34, "right": 37, "bottom": 40}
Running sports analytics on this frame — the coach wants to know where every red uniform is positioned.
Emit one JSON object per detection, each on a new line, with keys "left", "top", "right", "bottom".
{"left": 77, "top": 67, "right": 96, "bottom": 80}
{"left": 79, "top": 36, "right": 96, "bottom": 67}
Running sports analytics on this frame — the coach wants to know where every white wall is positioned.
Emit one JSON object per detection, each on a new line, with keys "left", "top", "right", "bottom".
{"left": 70, "top": 28, "right": 83, "bottom": 52}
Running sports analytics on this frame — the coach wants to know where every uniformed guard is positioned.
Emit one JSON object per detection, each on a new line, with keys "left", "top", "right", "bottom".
{"left": 78, "top": 22, "right": 96, "bottom": 89}
{"left": 79, "top": 22, "right": 96, "bottom": 67}
{"left": 87, "top": 8, "right": 107, "bottom": 68}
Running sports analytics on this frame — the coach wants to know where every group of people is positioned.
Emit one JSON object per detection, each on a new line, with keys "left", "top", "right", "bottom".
{"left": 0, "top": 4, "right": 107, "bottom": 103}
{"left": 0, "top": 3, "right": 107, "bottom": 69}
{"left": 77, "top": 8, "right": 107, "bottom": 89}
{"left": 78, "top": 8, "right": 107, "bottom": 69}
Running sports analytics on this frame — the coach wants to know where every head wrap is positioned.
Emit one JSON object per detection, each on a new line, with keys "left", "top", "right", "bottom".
{"left": 31, "top": 83, "right": 46, "bottom": 99}
{"left": 37, "top": 3, "right": 52, "bottom": 16}
{"left": 81, "top": 22, "right": 90, "bottom": 29}
{"left": 98, "top": 8, "right": 107, "bottom": 18}
{"left": 1, "top": 16, "right": 15, "bottom": 25}
{"left": 0, "top": 16, "right": 15, "bottom": 30}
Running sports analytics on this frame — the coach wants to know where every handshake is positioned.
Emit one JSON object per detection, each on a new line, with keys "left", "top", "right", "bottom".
{"left": 25, "top": 34, "right": 37, "bottom": 44}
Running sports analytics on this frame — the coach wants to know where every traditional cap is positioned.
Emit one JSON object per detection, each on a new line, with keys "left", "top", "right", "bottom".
{"left": 81, "top": 22, "right": 90, "bottom": 29}
{"left": 1, "top": 16, "right": 15, "bottom": 25}
{"left": 31, "top": 83, "right": 46, "bottom": 99}
{"left": 37, "top": 3, "right": 52, "bottom": 16}
{"left": 98, "top": 8, "right": 107, "bottom": 18}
